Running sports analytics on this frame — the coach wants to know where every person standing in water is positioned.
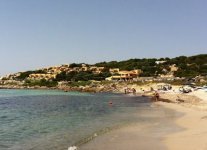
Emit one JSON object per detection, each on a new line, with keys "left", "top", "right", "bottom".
{"left": 132, "top": 88, "right": 136, "bottom": 95}
{"left": 154, "top": 91, "right": 160, "bottom": 101}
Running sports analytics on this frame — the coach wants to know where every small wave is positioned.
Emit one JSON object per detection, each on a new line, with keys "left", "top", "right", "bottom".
{"left": 0, "top": 115, "right": 8, "bottom": 119}
{"left": 0, "top": 144, "right": 10, "bottom": 148}
{"left": 73, "top": 122, "right": 132, "bottom": 147}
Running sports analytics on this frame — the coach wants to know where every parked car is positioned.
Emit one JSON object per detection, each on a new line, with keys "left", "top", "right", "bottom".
{"left": 179, "top": 85, "right": 192, "bottom": 93}
{"left": 201, "top": 86, "right": 207, "bottom": 92}
{"left": 194, "top": 86, "right": 203, "bottom": 91}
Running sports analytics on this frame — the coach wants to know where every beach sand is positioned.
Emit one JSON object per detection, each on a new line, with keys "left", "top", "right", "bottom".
{"left": 80, "top": 102, "right": 182, "bottom": 150}
{"left": 80, "top": 123, "right": 166, "bottom": 150}
{"left": 80, "top": 91, "right": 207, "bottom": 150}
{"left": 161, "top": 102, "right": 207, "bottom": 150}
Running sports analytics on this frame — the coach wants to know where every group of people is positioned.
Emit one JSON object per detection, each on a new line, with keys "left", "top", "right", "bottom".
{"left": 124, "top": 88, "right": 136, "bottom": 95}
{"left": 124, "top": 87, "right": 160, "bottom": 101}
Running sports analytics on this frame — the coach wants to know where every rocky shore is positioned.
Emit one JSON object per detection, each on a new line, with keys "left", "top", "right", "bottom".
{"left": 0, "top": 82, "right": 127, "bottom": 93}
{"left": 0, "top": 82, "right": 206, "bottom": 107}
{"left": 1, "top": 81, "right": 207, "bottom": 150}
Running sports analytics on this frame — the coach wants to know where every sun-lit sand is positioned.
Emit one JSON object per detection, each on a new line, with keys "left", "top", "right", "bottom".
{"left": 161, "top": 101, "right": 207, "bottom": 150}
{"left": 80, "top": 90, "right": 207, "bottom": 150}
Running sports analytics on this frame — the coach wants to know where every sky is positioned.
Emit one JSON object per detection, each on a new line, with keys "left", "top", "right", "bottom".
{"left": 0, "top": 0, "right": 207, "bottom": 76}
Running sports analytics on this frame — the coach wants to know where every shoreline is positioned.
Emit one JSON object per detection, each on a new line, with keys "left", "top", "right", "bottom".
{"left": 79, "top": 101, "right": 182, "bottom": 150}
{"left": 0, "top": 84, "right": 118, "bottom": 93}
{"left": 0, "top": 91, "right": 150, "bottom": 150}
{"left": 1, "top": 85, "right": 207, "bottom": 150}
{"left": 160, "top": 102, "right": 207, "bottom": 150}
{"left": 79, "top": 91, "right": 207, "bottom": 150}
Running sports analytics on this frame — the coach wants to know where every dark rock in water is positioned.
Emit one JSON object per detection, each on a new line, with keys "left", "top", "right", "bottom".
{"left": 159, "top": 98, "right": 173, "bottom": 103}
{"left": 150, "top": 97, "right": 173, "bottom": 103}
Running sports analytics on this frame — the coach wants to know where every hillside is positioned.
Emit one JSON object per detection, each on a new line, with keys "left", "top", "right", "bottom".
{"left": 95, "top": 54, "right": 207, "bottom": 77}
{"left": 0, "top": 54, "right": 206, "bottom": 86}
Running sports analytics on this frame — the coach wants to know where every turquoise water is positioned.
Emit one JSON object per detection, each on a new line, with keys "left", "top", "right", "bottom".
{"left": 0, "top": 89, "right": 151, "bottom": 150}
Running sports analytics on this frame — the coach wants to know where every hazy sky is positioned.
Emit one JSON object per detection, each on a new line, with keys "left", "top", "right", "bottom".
{"left": 0, "top": 0, "right": 207, "bottom": 76}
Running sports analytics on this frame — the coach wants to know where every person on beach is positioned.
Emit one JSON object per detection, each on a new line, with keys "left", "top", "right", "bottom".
{"left": 124, "top": 86, "right": 129, "bottom": 94}
{"left": 150, "top": 87, "right": 154, "bottom": 91}
{"left": 132, "top": 88, "right": 136, "bottom": 95}
{"left": 154, "top": 91, "right": 159, "bottom": 101}
{"left": 124, "top": 88, "right": 127, "bottom": 94}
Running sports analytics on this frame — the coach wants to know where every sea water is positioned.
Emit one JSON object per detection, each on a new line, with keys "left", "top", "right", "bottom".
{"left": 0, "top": 89, "right": 156, "bottom": 150}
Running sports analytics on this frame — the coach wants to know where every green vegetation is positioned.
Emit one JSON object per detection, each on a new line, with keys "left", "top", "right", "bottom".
{"left": 54, "top": 71, "right": 111, "bottom": 82}
{"left": 96, "top": 54, "right": 207, "bottom": 77}
{"left": 24, "top": 79, "right": 58, "bottom": 87}
{"left": 172, "top": 55, "right": 207, "bottom": 77}
{"left": 8, "top": 54, "right": 207, "bottom": 84}
{"left": 15, "top": 70, "right": 47, "bottom": 80}
{"left": 69, "top": 63, "right": 82, "bottom": 68}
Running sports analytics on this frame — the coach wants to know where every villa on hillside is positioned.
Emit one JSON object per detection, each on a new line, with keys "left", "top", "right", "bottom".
{"left": 24, "top": 64, "right": 106, "bottom": 81}
{"left": 169, "top": 64, "right": 178, "bottom": 72}
{"left": 155, "top": 60, "right": 166, "bottom": 64}
{"left": 28, "top": 74, "right": 57, "bottom": 80}
{"left": 89, "top": 66, "right": 105, "bottom": 74}
{"left": 109, "top": 68, "right": 120, "bottom": 74}
{"left": 158, "top": 64, "right": 178, "bottom": 79}
{"left": 106, "top": 69, "right": 142, "bottom": 81}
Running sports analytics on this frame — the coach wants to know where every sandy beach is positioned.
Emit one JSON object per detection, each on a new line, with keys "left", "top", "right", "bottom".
{"left": 162, "top": 101, "right": 207, "bottom": 150}
{"left": 80, "top": 90, "right": 207, "bottom": 150}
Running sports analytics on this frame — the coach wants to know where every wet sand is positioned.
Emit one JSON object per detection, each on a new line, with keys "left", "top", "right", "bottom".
{"left": 80, "top": 90, "right": 207, "bottom": 150}
{"left": 80, "top": 103, "right": 183, "bottom": 150}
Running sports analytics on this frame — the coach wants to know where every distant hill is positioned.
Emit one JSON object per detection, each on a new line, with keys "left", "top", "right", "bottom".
{"left": 95, "top": 54, "right": 207, "bottom": 77}
{"left": 2, "top": 54, "right": 207, "bottom": 81}
{"left": 1, "top": 54, "right": 206, "bottom": 89}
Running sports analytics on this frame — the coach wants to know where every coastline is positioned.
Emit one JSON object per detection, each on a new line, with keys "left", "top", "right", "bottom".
{"left": 0, "top": 83, "right": 118, "bottom": 93}
{"left": 79, "top": 101, "right": 182, "bottom": 150}
{"left": 160, "top": 102, "right": 207, "bottom": 150}
{"left": 0, "top": 91, "right": 150, "bottom": 150}
{"left": 1, "top": 84, "right": 207, "bottom": 150}
{"left": 79, "top": 90, "right": 207, "bottom": 150}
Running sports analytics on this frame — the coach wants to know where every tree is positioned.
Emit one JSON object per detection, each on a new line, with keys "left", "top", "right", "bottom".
{"left": 69, "top": 63, "right": 82, "bottom": 68}
{"left": 55, "top": 71, "right": 67, "bottom": 81}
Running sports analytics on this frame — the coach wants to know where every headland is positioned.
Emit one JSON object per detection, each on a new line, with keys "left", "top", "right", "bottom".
{"left": 0, "top": 54, "right": 207, "bottom": 149}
